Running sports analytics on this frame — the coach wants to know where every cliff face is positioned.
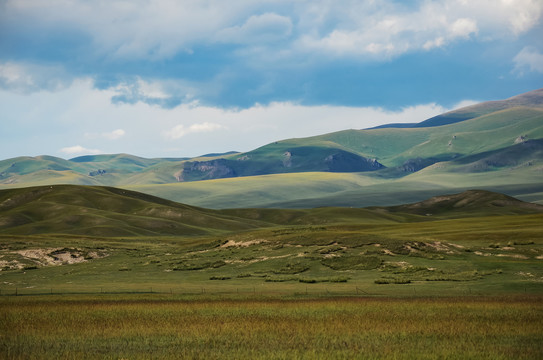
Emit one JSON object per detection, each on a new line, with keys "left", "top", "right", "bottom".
{"left": 178, "top": 148, "right": 385, "bottom": 181}
{"left": 181, "top": 159, "right": 237, "bottom": 181}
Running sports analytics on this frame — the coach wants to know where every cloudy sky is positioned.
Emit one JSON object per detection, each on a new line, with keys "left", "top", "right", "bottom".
{"left": 1, "top": 0, "right": 542, "bottom": 159}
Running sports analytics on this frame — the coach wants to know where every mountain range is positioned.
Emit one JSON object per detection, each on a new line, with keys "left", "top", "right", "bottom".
{"left": 1, "top": 88, "right": 542, "bottom": 208}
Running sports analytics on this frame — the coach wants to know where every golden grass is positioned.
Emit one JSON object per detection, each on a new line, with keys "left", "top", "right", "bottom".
{"left": 1, "top": 295, "right": 541, "bottom": 359}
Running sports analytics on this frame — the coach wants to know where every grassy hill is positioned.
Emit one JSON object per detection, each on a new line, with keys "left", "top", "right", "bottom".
{"left": 0, "top": 186, "right": 542, "bottom": 299}
{"left": 1, "top": 88, "right": 542, "bottom": 209}
{"left": 127, "top": 157, "right": 543, "bottom": 209}
{"left": 0, "top": 185, "right": 269, "bottom": 236}
{"left": 372, "top": 87, "right": 543, "bottom": 128}
{"left": 384, "top": 189, "right": 543, "bottom": 217}
{"left": 1, "top": 185, "right": 541, "bottom": 237}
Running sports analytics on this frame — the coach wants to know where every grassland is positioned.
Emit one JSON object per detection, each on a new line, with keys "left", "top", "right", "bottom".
{"left": 127, "top": 162, "right": 543, "bottom": 208}
{"left": 2, "top": 90, "right": 543, "bottom": 358}
{"left": 1, "top": 186, "right": 542, "bottom": 358}
{"left": 1, "top": 202, "right": 542, "bottom": 296}
{"left": 1, "top": 186, "right": 542, "bottom": 297}
{"left": 1, "top": 295, "right": 541, "bottom": 359}
{"left": 1, "top": 106, "right": 542, "bottom": 211}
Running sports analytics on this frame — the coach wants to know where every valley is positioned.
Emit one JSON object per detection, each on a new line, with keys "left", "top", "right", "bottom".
{"left": 0, "top": 185, "right": 541, "bottom": 297}
{"left": 1, "top": 88, "right": 543, "bottom": 210}
{"left": 1, "top": 89, "right": 542, "bottom": 360}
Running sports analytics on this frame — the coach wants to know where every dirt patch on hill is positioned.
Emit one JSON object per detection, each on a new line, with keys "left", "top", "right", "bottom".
{"left": 12, "top": 248, "right": 107, "bottom": 268}
{"left": 221, "top": 239, "right": 267, "bottom": 248}
{"left": 0, "top": 259, "right": 24, "bottom": 270}
{"left": 495, "top": 253, "right": 529, "bottom": 260}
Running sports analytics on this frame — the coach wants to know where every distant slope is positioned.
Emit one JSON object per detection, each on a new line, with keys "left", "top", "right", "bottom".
{"left": 383, "top": 189, "right": 543, "bottom": 217}
{"left": 0, "top": 185, "right": 269, "bottom": 236}
{"left": 1, "top": 186, "right": 541, "bottom": 239}
{"left": 180, "top": 145, "right": 384, "bottom": 181}
{"left": 316, "top": 106, "right": 543, "bottom": 167}
{"left": 372, "top": 88, "right": 543, "bottom": 129}
{"left": 0, "top": 154, "right": 186, "bottom": 187}
{"left": 0, "top": 88, "right": 542, "bottom": 209}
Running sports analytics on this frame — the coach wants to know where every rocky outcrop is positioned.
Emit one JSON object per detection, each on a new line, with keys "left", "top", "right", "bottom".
{"left": 399, "top": 158, "right": 437, "bottom": 173}
{"left": 282, "top": 151, "right": 292, "bottom": 168}
{"left": 182, "top": 159, "right": 237, "bottom": 181}
{"left": 178, "top": 148, "right": 385, "bottom": 181}
{"left": 89, "top": 169, "right": 106, "bottom": 176}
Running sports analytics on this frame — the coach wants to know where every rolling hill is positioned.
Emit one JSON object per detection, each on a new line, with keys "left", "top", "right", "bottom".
{"left": 1, "top": 185, "right": 541, "bottom": 238}
{"left": 1, "top": 88, "right": 542, "bottom": 208}
{"left": 371, "top": 87, "right": 543, "bottom": 128}
{"left": 1, "top": 185, "right": 542, "bottom": 300}
{"left": 384, "top": 189, "right": 543, "bottom": 217}
{"left": 0, "top": 185, "right": 269, "bottom": 236}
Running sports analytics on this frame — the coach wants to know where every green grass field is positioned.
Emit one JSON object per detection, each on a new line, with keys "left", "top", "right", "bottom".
{"left": 1, "top": 185, "right": 542, "bottom": 358}
{"left": 1, "top": 295, "right": 541, "bottom": 359}
{"left": 1, "top": 213, "right": 542, "bottom": 297}
{"left": 1, "top": 186, "right": 542, "bottom": 297}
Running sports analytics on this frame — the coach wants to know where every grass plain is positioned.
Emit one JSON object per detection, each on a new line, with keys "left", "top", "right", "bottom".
{"left": 1, "top": 295, "right": 541, "bottom": 359}
{"left": 1, "top": 186, "right": 542, "bottom": 359}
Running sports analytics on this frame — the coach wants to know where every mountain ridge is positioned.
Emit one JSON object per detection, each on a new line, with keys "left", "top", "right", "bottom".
{"left": 1, "top": 88, "right": 542, "bottom": 209}
{"left": 370, "top": 88, "right": 543, "bottom": 129}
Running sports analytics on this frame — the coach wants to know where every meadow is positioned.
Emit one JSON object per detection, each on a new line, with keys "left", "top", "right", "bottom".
{"left": 1, "top": 186, "right": 542, "bottom": 358}
{"left": 1, "top": 295, "right": 541, "bottom": 359}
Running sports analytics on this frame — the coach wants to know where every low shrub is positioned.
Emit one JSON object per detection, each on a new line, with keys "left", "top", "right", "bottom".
{"left": 272, "top": 262, "right": 309, "bottom": 274}
{"left": 209, "top": 276, "right": 231, "bottom": 280}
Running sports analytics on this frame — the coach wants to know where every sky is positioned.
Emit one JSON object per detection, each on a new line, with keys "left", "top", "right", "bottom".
{"left": 1, "top": 0, "right": 543, "bottom": 159}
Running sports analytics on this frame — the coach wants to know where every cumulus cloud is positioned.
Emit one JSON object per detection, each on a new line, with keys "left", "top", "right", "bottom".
{"left": 3, "top": 0, "right": 542, "bottom": 62}
{"left": 299, "top": 8, "right": 481, "bottom": 57}
{"left": 1, "top": 0, "right": 541, "bottom": 110}
{"left": 164, "top": 122, "right": 226, "bottom": 140}
{"left": 110, "top": 77, "right": 193, "bottom": 108}
{"left": 513, "top": 47, "right": 543, "bottom": 74}
{"left": 2, "top": 0, "right": 249, "bottom": 60}
{"left": 216, "top": 13, "right": 293, "bottom": 44}
{"left": 2, "top": 78, "right": 480, "bottom": 158}
{"left": 102, "top": 129, "right": 126, "bottom": 140}
{"left": 297, "top": 0, "right": 543, "bottom": 58}
{"left": 0, "top": 62, "right": 71, "bottom": 93}
{"left": 449, "top": 18, "right": 478, "bottom": 38}
{"left": 60, "top": 145, "right": 102, "bottom": 156}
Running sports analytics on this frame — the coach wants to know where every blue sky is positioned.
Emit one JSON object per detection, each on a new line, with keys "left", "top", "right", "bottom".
{"left": 1, "top": 0, "right": 542, "bottom": 159}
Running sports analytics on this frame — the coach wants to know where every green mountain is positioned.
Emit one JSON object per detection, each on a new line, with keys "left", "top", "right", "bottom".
{"left": 372, "top": 87, "right": 543, "bottom": 128}
{"left": 0, "top": 88, "right": 542, "bottom": 208}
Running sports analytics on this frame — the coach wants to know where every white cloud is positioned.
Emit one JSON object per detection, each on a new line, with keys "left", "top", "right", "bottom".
{"left": 1, "top": 78, "right": 476, "bottom": 159}
{"left": 500, "top": 0, "right": 543, "bottom": 34}
{"left": 102, "top": 129, "right": 126, "bottom": 140}
{"left": 85, "top": 129, "right": 126, "bottom": 140}
{"left": 297, "top": 0, "right": 541, "bottom": 58}
{"left": 513, "top": 47, "right": 543, "bottom": 74}
{"left": 165, "top": 122, "right": 225, "bottom": 140}
{"left": 449, "top": 18, "right": 478, "bottom": 38}
{"left": 4, "top": 0, "right": 251, "bottom": 60}
{"left": 60, "top": 145, "right": 102, "bottom": 156}
{"left": 0, "top": 62, "right": 71, "bottom": 93}
{"left": 423, "top": 37, "right": 445, "bottom": 50}
{"left": 216, "top": 13, "right": 293, "bottom": 44}
{"left": 3, "top": 0, "right": 542, "bottom": 62}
